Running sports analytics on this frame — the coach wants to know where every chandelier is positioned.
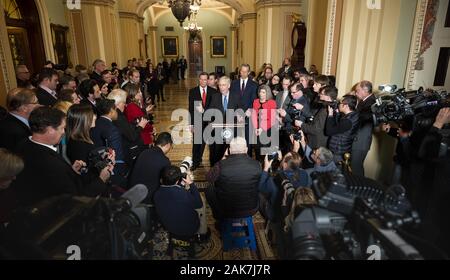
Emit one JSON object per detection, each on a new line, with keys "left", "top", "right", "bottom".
{"left": 183, "top": 4, "right": 202, "bottom": 41}
{"left": 158, "top": 0, "right": 202, "bottom": 26}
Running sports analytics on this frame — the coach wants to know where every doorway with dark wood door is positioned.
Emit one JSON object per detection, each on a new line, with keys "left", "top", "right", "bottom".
{"left": 3, "top": 0, "right": 46, "bottom": 75}
{"left": 188, "top": 35, "right": 203, "bottom": 78}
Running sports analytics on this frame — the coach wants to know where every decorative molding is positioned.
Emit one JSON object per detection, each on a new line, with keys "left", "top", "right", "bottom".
{"left": 149, "top": 26, "right": 158, "bottom": 32}
{"left": 405, "top": 0, "right": 428, "bottom": 90}
{"left": 64, "top": 0, "right": 115, "bottom": 8}
{"left": 119, "top": 11, "right": 144, "bottom": 22}
{"left": 230, "top": 25, "right": 238, "bottom": 31}
{"left": 238, "top": 12, "right": 257, "bottom": 22}
{"left": 256, "top": 0, "right": 302, "bottom": 10}
{"left": 0, "top": 27, "right": 11, "bottom": 93}
{"left": 36, "top": 0, "right": 56, "bottom": 62}
{"left": 323, "top": 0, "right": 338, "bottom": 75}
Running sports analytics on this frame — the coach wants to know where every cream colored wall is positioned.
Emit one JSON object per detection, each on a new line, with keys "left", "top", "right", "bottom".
{"left": 412, "top": 0, "right": 450, "bottom": 90}
{"left": 335, "top": 0, "right": 417, "bottom": 182}
{"left": 237, "top": 15, "right": 257, "bottom": 71}
{"left": 44, "top": 0, "right": 67, "bottom": 26}
{"left": 152, "top": 9, "right": 232, "bottom": 74}
{"left": 305, "top": 0, "right": 330, "bottom": 75}
{"left": 255, "top": 3, "right": 302, "bottom": 71}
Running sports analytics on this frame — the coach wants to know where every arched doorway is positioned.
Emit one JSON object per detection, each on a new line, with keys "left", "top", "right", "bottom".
{"left": 3, "top": 0, "right": 46, "bottom": 74}
{"left": 188, "top": 32, "right": 203, "bottom": 77}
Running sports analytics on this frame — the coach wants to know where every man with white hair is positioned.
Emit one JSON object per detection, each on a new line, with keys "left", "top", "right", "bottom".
{"left": 107, "top": 89, "right": 146, "bottom": 165}
{"left": 206, "top": 137, "right": 262, "bottom": 222}
{"left": 90, "top": 59, "right": 106, "bottom": 83}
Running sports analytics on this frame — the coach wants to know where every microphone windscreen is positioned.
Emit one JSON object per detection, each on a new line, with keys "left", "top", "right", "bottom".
{"left": 121, "top": 184, "right": 148, "bottom": 208}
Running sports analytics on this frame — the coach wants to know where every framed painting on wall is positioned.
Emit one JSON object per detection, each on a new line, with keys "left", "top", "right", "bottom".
{"left": 211, "top": 36, "right": 226, "bottom": 58}
{"left": 161, "top": 36, "right": 179, "bottom": 57}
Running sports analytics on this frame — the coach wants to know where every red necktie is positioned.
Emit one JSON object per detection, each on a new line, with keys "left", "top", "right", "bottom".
{"left": 202, "top": 88, "right": 207, "bottom": 107}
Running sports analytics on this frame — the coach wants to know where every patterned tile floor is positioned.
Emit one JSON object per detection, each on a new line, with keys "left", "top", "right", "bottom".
{"left": 152, "top": 79, "right": 277, "bottom": 260}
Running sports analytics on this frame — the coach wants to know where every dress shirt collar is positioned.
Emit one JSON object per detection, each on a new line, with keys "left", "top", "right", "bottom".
{"left": 39, "top": 85, "right": 57, "bottom": 98}
{"left": 29, "top": 136, "right": 58, "bottom": 152}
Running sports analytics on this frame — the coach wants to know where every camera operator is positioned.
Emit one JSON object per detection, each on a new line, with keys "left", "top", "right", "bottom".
{"left": 381, "top": 120, "right": 413, "bottom": 185}
{"left": 325, "top": 95, "right": 360, "bottom": 163}
{"left": 278, "top": 83, "right": 311, "bottom": 153}
{"left": 297, "top": 86, "right": 338, "bottom": 149}
{"left": 154, "top": 166, "right": 204, "bottom": 243}
{"left": 417, "top": 108, "right": 450, "bottom": 255}
{"left": 91, "top": 99, "right": 128, "bottom": 188}
{"left": 258, "top": 151, "right": 309, "bottom": 258}
{"left": 11, "top": 107, "right": 111, "bottom": 208}
{"left": 351, "top": 81, "right": 377, "bottom": 176}
{"left": 128, "top": 132, "right": 173, "bottom": 202}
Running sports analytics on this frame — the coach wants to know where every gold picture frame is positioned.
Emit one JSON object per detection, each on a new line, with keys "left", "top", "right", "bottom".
{"left": 211, "top": 36, "right": 226, "bottom": 58}
{"left": 161, "top": 36, "right": 179, "bottom": 57}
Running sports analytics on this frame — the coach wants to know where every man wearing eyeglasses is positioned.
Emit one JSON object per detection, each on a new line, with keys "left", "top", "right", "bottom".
{"left": 0, "top": 88, "right": 41, "bottom": 152}
{"left": 325, "top": 95, "right": 360, "bottom": 163}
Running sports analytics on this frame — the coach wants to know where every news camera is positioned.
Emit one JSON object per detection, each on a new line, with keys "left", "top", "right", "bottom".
{"left": 80, "top": 147, "right": 114, "bottom": 175}
{"left": 290, "top": 171, "right": 427, "bottom": 260}
{"left": 0, "top": 185, "right": 153, "bottom": 260}
{"left": 372, "top": 86, "right": 449, "bottom": 129}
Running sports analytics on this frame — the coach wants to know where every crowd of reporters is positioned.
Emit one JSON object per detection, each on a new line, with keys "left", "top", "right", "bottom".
{"left": 0, "top": 56, "right": 449, "bottom": 259}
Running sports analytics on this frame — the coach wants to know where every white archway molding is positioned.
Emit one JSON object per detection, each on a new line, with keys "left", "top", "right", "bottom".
{"left": 151, "top": 7, "right": 234, "bottom": 25}
{"left": 34, "top": 0, "right": 56, "bottom": 62}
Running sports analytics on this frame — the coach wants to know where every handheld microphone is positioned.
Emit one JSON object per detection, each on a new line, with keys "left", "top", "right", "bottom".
{"left": 111, "top": 184, "right": 148, "bottom": 212}
{"left": 121, "top": 184, "right": 148, "bottom": 209}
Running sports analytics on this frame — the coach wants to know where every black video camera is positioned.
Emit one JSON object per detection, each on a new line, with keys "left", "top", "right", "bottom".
{"left": 81, "top": 147, "right": 114, "bottom": 175}
{"left": 290, "top": 171, "right": 424, "bottom": 260}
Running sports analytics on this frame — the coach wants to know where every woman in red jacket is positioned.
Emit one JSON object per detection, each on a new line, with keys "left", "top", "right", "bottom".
{"left": 123, "top": 83, "right": 155, "bottom": 146}
{"left": 251, "top": 85, "right": 277, "bottom": 160}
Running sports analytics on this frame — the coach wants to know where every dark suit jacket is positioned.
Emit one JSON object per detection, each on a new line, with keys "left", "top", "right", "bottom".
{"left": 276, "top": 90, "right": 292, "bottom": 111}
{"left": 91, "top": 116, "right": 125, "bottom": 162}
{"left": 0, "top": 113, "right": 31, "bottom": 152}
{"left": 188, "top": 86, "right": 218, "bottom": 126}
{"left": 352, "top": 94, "right": 377, "bottom": 152}
{"left": 230, "top": 79, "right": 258, "bottom": 112}
{"left": 80, "top": 99, "right": 99, "bottom": 116}
{"left": 128, "top": 146, "right": 171, "bottom": 202}
{"left": 11, "top": 139, "right": 107, "bottom": 207}
{"left": 113, "top": 109, "right": 145, "bottom": 165}
{"left": 36, "top": 87, "right": 57, "bottom": 107}
{"left": 90, "top": 71, "right": 103, "bottom": 83}
{"left": 277, "top": 66, "right": 294, "bottom": 79}
{"left": 210, "top": 92, "right": 243, "bottom": 139}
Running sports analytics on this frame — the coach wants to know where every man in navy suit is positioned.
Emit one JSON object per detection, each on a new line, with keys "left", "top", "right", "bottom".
{"left": 210, "top": 76, "right": 244, "bottom": 165}
{"left": 188, "top": 72, "right": 218, "bottom": 170}
{"left": 230, "top": 64, "right": 258, "bottom": 156}
{"left": 0, "top": 88, "right": 40, "bottom": 152}
{"left": 91, "top": 99, "right": 128, "bottom": 187}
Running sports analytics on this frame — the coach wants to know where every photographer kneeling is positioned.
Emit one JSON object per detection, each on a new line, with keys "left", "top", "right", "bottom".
{"left": 154, "top": 166, "right": 205, "bottom": 247}
{"left": 258, "top": 151, "right": 309, "bottom": 259}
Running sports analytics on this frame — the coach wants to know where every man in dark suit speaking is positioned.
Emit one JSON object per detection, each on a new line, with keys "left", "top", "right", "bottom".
{"left": 11, "top": 107, "right": 111, "bottom": 207}
{"left": 209, "top": 76, "right": 244, "bottom": 166}
{"left": 188, "top": 72, "right": 218, "bottom": 170}
{"left": 230, "top": 64, "right": 258, "bottom": 156}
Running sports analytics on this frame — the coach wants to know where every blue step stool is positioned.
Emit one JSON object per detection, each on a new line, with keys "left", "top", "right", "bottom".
{"left": 221, "top": 216, "right": 257, "bottom": 252}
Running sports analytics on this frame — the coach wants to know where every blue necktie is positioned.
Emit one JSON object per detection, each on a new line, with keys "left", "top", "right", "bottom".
{"left": 223, "top": 96, "right": 228, "bottom": 111}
